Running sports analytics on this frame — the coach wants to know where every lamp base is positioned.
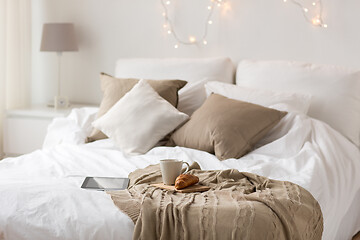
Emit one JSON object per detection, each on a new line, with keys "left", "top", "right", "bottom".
{"left": 53, "top": 96, "right": 69, "bottom": 109}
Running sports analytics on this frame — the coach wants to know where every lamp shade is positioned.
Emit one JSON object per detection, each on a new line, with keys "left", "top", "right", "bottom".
{"left": 40, "top": 23, "right": 78, "bottom": 52}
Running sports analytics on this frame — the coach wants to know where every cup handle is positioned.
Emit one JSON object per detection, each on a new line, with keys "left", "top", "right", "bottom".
{"left": 182, "top": 162, "right": 190, "bottom": 174}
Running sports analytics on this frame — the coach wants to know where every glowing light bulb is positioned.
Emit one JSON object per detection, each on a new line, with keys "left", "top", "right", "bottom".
{"left": 323, "top": 24, "right": 328, "bottom": 28}
{"left": 163, "top": 24, "right": 168, "bottom": 28}
{"left": 174, "top": 44, "right": 179, "bottom": 49}
{"left": 312, "top": 18, "right": 321, "bottom": 25}
{"left": 283, "top": 0, "right": 287, "bottom": 2}
{"left": 304, "top": 8, "right": 308, "bottom": 12}
{"left": 189, "top": 36, "right": 196, "bottom": 43}
{"left": 203, "top": 40, "right": 208, "bottom": 45}
{"left": 167, "top": 30, "right": 172, "bottom": 34}
{"left": 312, "top": 2, "right": 316, "bottom": 6}
{"left": 217, "top": 3, "right": 221, "bottom": 7}
{"left": 208, "top": 20, "right": 213, "bottom": 24}
{"left": 166, "top": 1, "right": 171, "bottom": 5}
{"left": 208, "top": 6, "right": 212, "bottom": 10}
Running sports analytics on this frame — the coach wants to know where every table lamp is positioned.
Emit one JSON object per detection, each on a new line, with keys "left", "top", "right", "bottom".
{"left": 40, "top": 23, "right": 78, "bottom": 109}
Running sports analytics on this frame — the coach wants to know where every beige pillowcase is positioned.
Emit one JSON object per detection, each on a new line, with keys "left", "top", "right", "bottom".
{"left": 87, "top": 73, "right": 187, "bottom": 142}
{"left": 169, "top": 93, "right": 287, "bottom": 160}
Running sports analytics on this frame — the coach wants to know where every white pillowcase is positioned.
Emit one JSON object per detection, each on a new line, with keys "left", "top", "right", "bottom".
{"left": 236, "top": 60, "right": 360, "bottom": 146}
{"left": 205, "top": 81, "right": 312, "bottom": 114}
{"left": 92, "top": 80, "right": 189, "bottom": 155}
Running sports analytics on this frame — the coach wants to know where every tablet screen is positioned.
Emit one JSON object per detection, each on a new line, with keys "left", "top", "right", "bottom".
{"left": 81, "top": 177, "right": 129, "bottom": 191}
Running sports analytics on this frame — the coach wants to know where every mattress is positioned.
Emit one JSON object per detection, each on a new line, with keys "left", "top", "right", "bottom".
{"left": 0, "top": 108, "right": 359, "bottom": 240}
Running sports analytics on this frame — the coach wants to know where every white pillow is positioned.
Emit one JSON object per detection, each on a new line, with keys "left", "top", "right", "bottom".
{"left": 92, "top": 80, "right": 189, "bottom": 155}
{"left": 236, "top": 60, "right": 360, "bottom": 146}
{"left": 205, "top": 81, "right": 312, "bottom": 114}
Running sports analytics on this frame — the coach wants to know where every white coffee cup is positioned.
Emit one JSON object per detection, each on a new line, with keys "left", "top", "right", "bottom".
{"left": 160, "top": 159, "right": 190, "bottom": 185}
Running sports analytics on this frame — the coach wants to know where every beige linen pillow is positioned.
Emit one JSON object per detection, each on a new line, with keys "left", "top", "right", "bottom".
{"left": 87, "top": 73, "right": 187, "bottom": 142}
{"left": 169, "top": 93, "right": 287, "bottom": 160}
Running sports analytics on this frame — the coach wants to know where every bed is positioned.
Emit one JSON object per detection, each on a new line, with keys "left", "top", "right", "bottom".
{"left": 0, "top": 57, "right": 360, "bottom": 240}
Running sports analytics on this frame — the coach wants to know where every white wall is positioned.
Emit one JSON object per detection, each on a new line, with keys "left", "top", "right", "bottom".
{"left": 31, "top": 0, "right": 360, "bottom": 105}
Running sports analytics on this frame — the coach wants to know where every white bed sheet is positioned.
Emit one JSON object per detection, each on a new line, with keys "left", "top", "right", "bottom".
{"left": 1, "top": 109, "right": 360, "bottom": 240}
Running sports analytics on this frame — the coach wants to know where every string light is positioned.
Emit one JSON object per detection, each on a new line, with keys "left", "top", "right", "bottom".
{"left": 160, "top": 0, "right": 228, "bottom": 47}
{"left": 283, "top": 0, "right": 327, "bottom": 27}
{"left": 161, "top": 0, "right": 327, "bottom": 48}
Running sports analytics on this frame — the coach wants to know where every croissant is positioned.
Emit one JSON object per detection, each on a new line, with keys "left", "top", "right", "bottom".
{"left": 175, "top": 174, "right": 199, "bottom": 190}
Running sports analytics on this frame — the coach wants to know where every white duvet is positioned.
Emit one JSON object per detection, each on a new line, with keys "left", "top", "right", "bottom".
{"left": 1, "top": 108, "right": 360, "bottom": 240}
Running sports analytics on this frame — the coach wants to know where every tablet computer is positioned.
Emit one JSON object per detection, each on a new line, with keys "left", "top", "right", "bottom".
{"left": 81, "top": 177, "right": 129, "bottom": 191}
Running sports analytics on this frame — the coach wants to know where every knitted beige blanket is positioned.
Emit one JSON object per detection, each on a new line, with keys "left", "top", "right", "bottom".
{"left": 108, "top": 163, "right": 323, "bottom": 240}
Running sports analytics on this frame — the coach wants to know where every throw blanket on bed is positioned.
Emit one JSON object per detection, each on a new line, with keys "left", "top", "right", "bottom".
{"left": 108, "top": 163, "right": 323, "bottom": 240}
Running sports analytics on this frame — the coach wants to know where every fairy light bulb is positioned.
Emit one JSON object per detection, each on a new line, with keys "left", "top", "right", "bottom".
{"left": 312, "top": 17, "right": 321, "bottom": 25}
{"left": 167, "top": 30, "right": 172, "bottom": 34}
{"left": 323, "top": 24, "right": 328, "bottom": 28}
{"left": 174, "top": 44, "right": 179, "bottom": 49}
{"left": 304, "top": 8, "right": 308, "bottom": 12}
{"left": 312, "top": 2, "right": 316, "bottom": 6}
{"left": 166, "top": 1, "right": 170, "bottom": 5}
{"left": 203, "top": 40, "right": 208, "bottom": 45}
{"left": 189, "top": 36, "right": 196, "bottom": 43}
{"left": 163, "top": 24, "right": 168, "bottom": 28}
{"left": 208, "top": 20, "right": 213, "bottom": 24}
{"left": 208, "top": 6, "right": 212, "bottom": 10}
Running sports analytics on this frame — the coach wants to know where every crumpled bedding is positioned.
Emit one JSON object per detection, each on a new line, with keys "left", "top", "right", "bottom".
{"left": 0, "top": 108, "right": 359, "bottom": 240}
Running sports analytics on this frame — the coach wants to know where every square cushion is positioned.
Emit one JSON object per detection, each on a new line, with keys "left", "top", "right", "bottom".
{"left": 169, "top": 94, "right": 286, "bottom": 160}
{"left": 92, "top": 80, "right": 189, "bottom": 155}
{"left": 87, "top": 73, "right": 187, "bottom": 142}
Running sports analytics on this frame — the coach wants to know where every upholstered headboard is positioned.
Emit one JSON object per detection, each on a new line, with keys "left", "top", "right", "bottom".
{"left": 114, "top": 57, "right": 235, "bottom": 116}
{"left": 114, "top": 57, "right": 235, "bottom": 84}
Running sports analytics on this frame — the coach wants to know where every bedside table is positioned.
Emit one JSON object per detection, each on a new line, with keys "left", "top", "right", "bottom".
{"left": 3, "top": 104, "right": 92, "bottom": 157}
